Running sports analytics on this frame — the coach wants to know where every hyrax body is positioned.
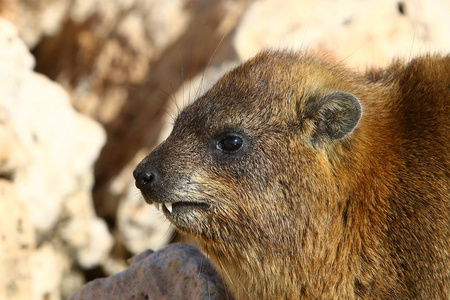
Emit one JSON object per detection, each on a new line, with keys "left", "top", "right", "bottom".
{"left": 134, "top": 51, "right": 450, "bottom": 299}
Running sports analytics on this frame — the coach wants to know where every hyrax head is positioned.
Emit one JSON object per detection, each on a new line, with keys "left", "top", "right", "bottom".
{"left": 133, "top": 51, "right": 361, "bottom": 246}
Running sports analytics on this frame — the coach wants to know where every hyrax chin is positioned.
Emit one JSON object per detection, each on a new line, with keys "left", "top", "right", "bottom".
{"left": 133, "top": 50, "right": 450, "bottom": 299}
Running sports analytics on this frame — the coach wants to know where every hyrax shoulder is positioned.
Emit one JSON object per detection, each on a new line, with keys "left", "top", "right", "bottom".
{"left": 134, "top": 51, "right": 450, "bottom": 299}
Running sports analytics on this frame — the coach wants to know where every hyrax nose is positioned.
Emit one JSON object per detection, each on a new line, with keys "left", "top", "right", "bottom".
{"left": 133, "top": 168, "right": 157, "bottom": 190}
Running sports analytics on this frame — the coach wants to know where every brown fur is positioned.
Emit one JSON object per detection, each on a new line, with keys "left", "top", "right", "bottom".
{"left": 134, "top": 50, "right": 450, "bottom": 299}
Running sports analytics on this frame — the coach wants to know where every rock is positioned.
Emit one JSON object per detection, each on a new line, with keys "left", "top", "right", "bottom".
{"left": 60, "top": 192, "right": 114, "bottom": 269}
{"left": 234, "top": 0, "right": 450, "bottom": 68}
{"left": 29, "top": 243, "right": 64, "bottom": 300}
{"left": 0, "top": 180, "right": 34, "bottom": 300}
{"left": 0, "top": 17, "right": 112, "bottom": 299}
{"left": 117, "top": 169, "right": 175, "bottom": 255}
{"left": 5, "top": 0, "right": 71, "bottom": 47}
{"left": 8, "top": 61, "right": 106, "bottom": 235}
{"left": 0, "top": 124, "right": 26, "bottom": 178}
{"left": 70, "top": 243, "right": 233, "bottom": 300}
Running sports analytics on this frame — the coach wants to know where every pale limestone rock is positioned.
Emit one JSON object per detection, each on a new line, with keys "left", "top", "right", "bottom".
{"left": 30, "top": 244, "right": 63, "bottom": 300}
{"left": 76, "top": 217, "right": 114, "bottom": 268}
{"left": 0, "top": 124, "right": 26, "bottom": 177}
{"left": 0, "top": 180, "right": 34, "bottom": 300}
{"left": 0, "top": 16, "right": 107, "bottom": 235}
{"left": 117, "top": 176, "right": 174, "bottom": 255}
{"left": 9, "top": 69, "right": 106, "bottom": 233}
{"left": 60, "top": 193, "right": 114, "bottom": 269}
{"left": 0, "top": 17, "right": 112, "bottom": 299}
{"left": 234, "top": 0, "right": 450, "bottom": 69}
{"left": 12, "top": 0, "right": 72, "bottom": 47}
{"left": 0, "top": 19, "right": 35, "bottom": 300}
{"left": 70, "top": 243, "right": 233, "bottom": 300}
{"left": 48, "top": 0, "right": 189, "bottom": 122}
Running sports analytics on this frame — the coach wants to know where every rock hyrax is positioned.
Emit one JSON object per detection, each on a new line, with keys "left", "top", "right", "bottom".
{"left": 134, "top": 50, "right": 450, "bottom": 299}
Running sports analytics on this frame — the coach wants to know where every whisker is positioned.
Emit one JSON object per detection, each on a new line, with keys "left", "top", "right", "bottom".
{"left": 154, "top": 85, "right": 179, "bottom": 122}
{"left": 195, "top": 29, "right": 228, "bottom": 102}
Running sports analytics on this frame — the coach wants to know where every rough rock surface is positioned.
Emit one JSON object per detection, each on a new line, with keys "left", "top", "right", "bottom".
{"left": 234, "top": 0, "right": 450, "bottom": 68}
{"left": 70, "top": 243, "right": 233, "bottom": 300}
{"left": 0, "top": 181, "right": 34, "bottom": 300}
{"left": 117, "top": 176, "right": 174, "bottom": 255}
{"left": 0, "top": 17, "right": 112, "bottom": 299}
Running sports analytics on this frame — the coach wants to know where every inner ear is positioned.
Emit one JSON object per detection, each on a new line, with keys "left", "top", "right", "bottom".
{"left": 305, "top": 92, "right": 362, "bottom": 144}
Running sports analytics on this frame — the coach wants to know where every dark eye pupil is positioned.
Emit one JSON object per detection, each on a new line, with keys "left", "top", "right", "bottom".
{"left": 219, "top": 136, "right": 243, "bottom": 152}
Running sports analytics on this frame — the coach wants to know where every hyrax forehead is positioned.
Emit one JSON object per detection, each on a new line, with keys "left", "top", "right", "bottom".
{"left": 174, "top": 50, "right": 353, "bottom": 136}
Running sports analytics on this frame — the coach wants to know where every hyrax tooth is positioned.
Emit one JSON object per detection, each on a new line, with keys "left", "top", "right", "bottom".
{"left": 165, "top": 202, "right": 173, "bottom": 213}
{"left": 153, "top": 202, "right": 160, "bottom": 211}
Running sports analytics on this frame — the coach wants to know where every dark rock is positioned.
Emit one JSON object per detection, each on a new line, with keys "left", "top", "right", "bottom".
{"left": 70, "top": 243, "right": 234, "bottom": 300}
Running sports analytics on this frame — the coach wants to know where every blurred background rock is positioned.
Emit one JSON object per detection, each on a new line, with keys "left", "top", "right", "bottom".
{"left": 0, "top": 0, "right": 448, "bottom": 299}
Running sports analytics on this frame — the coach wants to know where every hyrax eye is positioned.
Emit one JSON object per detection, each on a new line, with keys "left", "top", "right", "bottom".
{"left": 217, "top": 135, "right": 243, "bottom": 152}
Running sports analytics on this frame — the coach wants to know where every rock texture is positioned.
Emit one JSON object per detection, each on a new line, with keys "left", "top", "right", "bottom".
{"left": 70, "top": 243, "right": 233, "bottom": 300}
{"left": 0, "top": 181, "right": 34, "bottom": 300}
{"left": 0, "top": 18, "right": 112, "bottom": 300}
{"left": 235, "top": 0, "right": 450, "bottom": 68}
{"left": 0, "top": 0, "right": 449, "bottom": 299}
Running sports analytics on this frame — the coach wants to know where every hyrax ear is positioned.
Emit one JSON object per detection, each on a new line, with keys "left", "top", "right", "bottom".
{"left": 305, "top": 92, "right": 362, "bottom": 145}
